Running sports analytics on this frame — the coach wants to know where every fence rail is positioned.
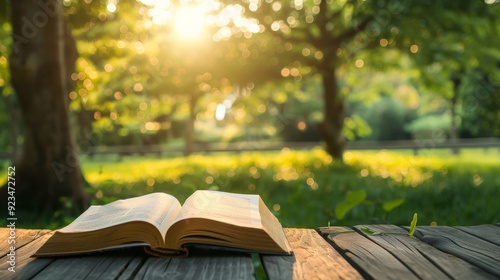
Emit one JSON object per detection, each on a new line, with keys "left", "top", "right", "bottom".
{"left": 1, "top": 138, "right": 499, "bottom": 161}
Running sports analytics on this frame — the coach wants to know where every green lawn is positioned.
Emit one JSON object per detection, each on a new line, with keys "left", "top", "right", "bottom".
{"left": 3, "top": 148, "right": 500, "bottom": 229}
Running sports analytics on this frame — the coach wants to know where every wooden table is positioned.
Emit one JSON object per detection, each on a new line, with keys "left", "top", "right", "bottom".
{"left": 1, "top": 225, "right": 499, "bottom": 279}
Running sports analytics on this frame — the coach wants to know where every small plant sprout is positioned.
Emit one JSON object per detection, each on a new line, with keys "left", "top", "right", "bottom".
{"left": 359, "top": 227, "right": 381, "bottom": 236}
{"left": 326, "top": 221, "right": 355, "bottom": 238}
{"left": 408, "top": 213, "right": 418, "bottom": 237}
{"left": 358, "top": 212, "right": 418, "bottom": 237}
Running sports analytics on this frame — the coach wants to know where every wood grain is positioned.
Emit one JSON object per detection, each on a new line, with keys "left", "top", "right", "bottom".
{"left": 456, "top": 224, "right": 500, "bottom": 246}
{"left": 321, "top": 226, "right": 419, "bottom": 280}
{"left": 415, "top": 226, "right": 500, "bottom": 278}
{"left": 361, "top": 225, "right": 497, "bottom": 280}
{"left": 116, "top": 257, "right": 148, "bottom": 280}
{"left": 134, "top": 252, "right": 254, "bottom": 280}
{"left": 262, "top": 228, "right": 363, "bottom": 280}
{"left": 0, "top": 230, "right": 56, "bottom": 280}
{"left": 0, "top": 229, "right": 146, "bottom": 280}
{"left": 0, "top": 228, "right": 51, "bottom": 256}
{"left": 3, "top": 226, "right": 500, "bottom": 279}
{"left": 30, "top": 255, "right": 141, "bottom": 280}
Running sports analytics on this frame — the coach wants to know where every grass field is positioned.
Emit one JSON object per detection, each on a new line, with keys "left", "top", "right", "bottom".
{"left": 3, "top": 148, "right": 500, "bottom": 229}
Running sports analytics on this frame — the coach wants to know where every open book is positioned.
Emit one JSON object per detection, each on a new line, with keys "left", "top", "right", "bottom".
{"left": 34, "top": 190, "right": 292, "bottom": 257}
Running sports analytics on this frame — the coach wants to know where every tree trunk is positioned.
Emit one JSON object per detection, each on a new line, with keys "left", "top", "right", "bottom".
{"left": 318, "top": 65, "right": 346, "bottom": 161}
{"left": 2, "top": 94, "right": 19, "bottom": 161}
{"left": 5, "top": 0, "right": 88, "bottom": 215}
{"left": 184, "top": 95, "right": 198, "bottom": 156}
{"left": 450, "top": 73, "right": 461, "bottom": 155}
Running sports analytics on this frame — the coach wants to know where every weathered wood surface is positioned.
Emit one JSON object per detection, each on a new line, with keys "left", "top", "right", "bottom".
{"left": 0, "top": 229, "right": 51, "bottom": 256}
{"left": 2, "top": 226, "right": 500, "bottom": 279}
{"left": 455, "top": 224, "right": 500, "bottom": 246}
{"left": 414, "top": 225, "right": 500, "bottom": 278}
{"left": 134, "top": 252, "right": 254, "bottom": 280}
{"left": 261, "top": 228, "right": 363, "bottom": 280}
{"left": 1, "top": 238, "right": 254, "bottom": 280}
{"left": 318, "top": 226, "right": 421, "bottom": 280}
{"left": 318, "top": 224, "right": 500, "bottom": 280}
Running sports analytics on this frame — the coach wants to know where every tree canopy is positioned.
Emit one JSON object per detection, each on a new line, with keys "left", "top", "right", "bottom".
{"left": 0, "top": 0, "right": 499, "bottom": 214}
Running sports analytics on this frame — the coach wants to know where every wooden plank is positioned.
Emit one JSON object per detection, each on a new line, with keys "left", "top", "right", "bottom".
{"left": 415, "top": 226, "right": 500, "bottom": 278}
{"left": 262, "top": 228, "right": 363, "bottom": 279}
{"left": 356, "top": 225, "right": 448, "bottom": 279}
{"left": 260, "top": 253, "right": 294, "bottom": 280}
{"left": 0, "top": 228, "right": 51, "bottom": 256}
{"left": 0, "top": 227, "right": 13, "bottom": 255}
{"left": 116, "top": 257, "right": 148, "bottom": 279}
{"left": 30, "top": 254, "right": 143, "bottom": 280}
{"left": 0, "top": 229, "right": 53, "bottom": 279}
{"left": 360, "top": 225, "right": 497, "bottom": 280}
{"left": 0, "top": 229, "right": 144, "bottom": 280}
{"left": 319, "top": 226, "right": 419, "bottom": 280}
{"left": 456, "top": 224, "right": 500, "bottom": 246}
{"left": 3, "top": 226, "right": 499, "bottom": 279}
{"left": 134, "top": 251, "right": 255, "bottom": 280}
{"left": 0, "top": 229, "right": 55, "bottom": 280}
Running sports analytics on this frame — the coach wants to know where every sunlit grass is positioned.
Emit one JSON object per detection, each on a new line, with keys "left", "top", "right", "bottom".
{"left": 77, "top": 148, "right": 500, "bottom": 228}
{"left": 2, "top": 148, "right": 498, "bottom": 228}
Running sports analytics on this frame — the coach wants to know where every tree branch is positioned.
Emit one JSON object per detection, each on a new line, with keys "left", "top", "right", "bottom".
{"left": 334, "top": 15, "right": 374, "bottom": 44}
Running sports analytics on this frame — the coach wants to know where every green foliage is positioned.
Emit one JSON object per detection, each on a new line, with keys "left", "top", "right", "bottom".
{"left": 359, "top": 227, "right": 380, "bottom": 236}
{"left": 1, "top": 0, "right": 500, "bottom": 227}
{"left": 0, "top": 20, "right": 19, "bottom": 151}
{"left": 0, "top": 0, "right": 9, "bottom": 24}
{"left": 357, "top": 212, "right": 417, "bottom": 236}
{"left": 405, "top": 114, "right": 451, "bottom": 140}
{"left": 2, "top": 0, "right": 496, "bottom": 152}
{"left": 343, "top": 115, "right": 372, "bottom": 141}
{"left": 408, "top": 213, "right": 418, "bottom": 237}
{"left": 335, "top": 190, "right": 367, "bottom": 220}
{"left": 5, "top": 148, "right": 498, "bottom": 229}
{"left": 361, "top": 97, "right": 416, "bottom": 141}
{"left": 382, "top": 198, "right": 406, "bottom": 212}
{"left": 405, "top": 114, "right": 451, "bottom": 131}
{"left": 459, "top": 70, "right": 500, "bottom": 138}
{"left": 332, "top": 190, "right": 406, "bottom": 221}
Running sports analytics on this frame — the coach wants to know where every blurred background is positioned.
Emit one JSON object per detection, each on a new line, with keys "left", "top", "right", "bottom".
{"left": 0, "top": 0, "right": 499, "bottom": 229}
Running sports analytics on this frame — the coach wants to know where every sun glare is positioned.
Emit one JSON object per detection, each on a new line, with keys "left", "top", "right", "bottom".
{"left": 173, "top": 6, "right": 206, "bottom": 38}
{"left": 139, "top": 0, "right": 259, "bottom": 40}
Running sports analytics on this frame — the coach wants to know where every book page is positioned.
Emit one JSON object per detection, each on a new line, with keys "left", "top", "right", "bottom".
{"left": 59, "top": 193, "right": 181, "bottom": 239}
{"left": 174, "top": 190, "right": 262, "bottom": 228}
{"left": 259, "top": 198, "right": 293, "bottom": 253}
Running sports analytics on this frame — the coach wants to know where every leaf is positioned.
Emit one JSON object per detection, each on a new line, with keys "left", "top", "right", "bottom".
{"left": 408, "top": 213, "right": 418, "bottom": 237}
{"left": 360, "top": 227, "right": 380, "bottom": 236}
{"left": 382, "top": 198, "right": 405, "bottom": 212}
{"left": 335, "top": 190, "right": 367, "bottom": 220}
